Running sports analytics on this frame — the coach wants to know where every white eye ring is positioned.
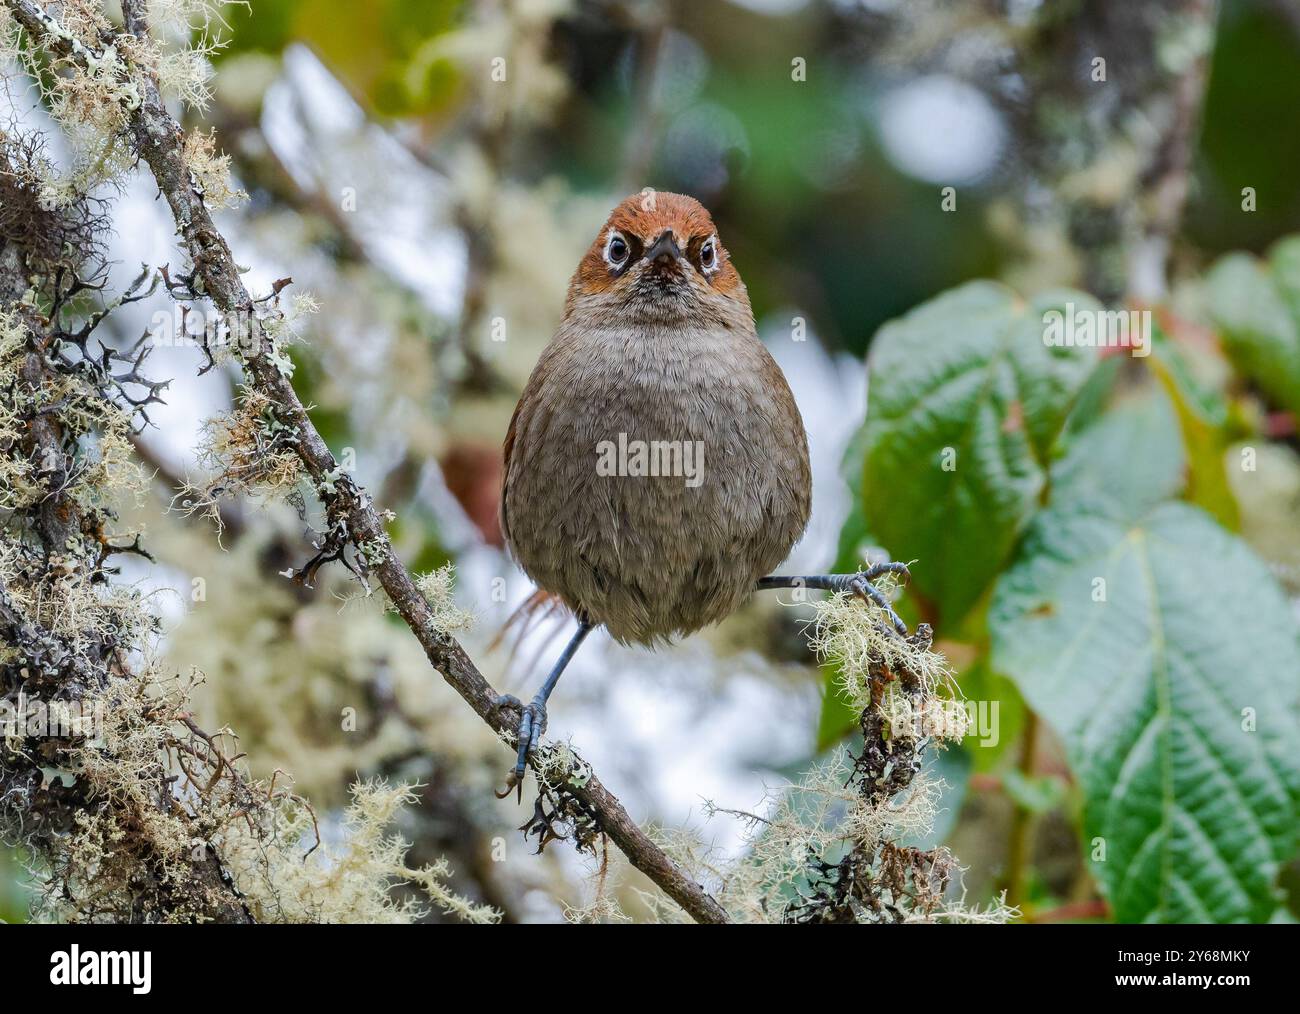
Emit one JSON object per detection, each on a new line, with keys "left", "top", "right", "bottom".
{"left": 604, "top": 230, "right": 630, "bottom": 268}
{"left": 699, "top": 235, "right": 719, "bottom": 274}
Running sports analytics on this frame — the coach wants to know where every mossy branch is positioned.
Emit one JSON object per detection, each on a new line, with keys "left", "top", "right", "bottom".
{"left": 0, "top": 243, "right": 255, "bottom": 923}
{"left": 3, "top": 0, "right": 728, "bottom": 924}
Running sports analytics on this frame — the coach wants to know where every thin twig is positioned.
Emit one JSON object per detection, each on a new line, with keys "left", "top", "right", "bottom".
{"left": 1001, "top": 708, "right": 1039, "bottom": 915}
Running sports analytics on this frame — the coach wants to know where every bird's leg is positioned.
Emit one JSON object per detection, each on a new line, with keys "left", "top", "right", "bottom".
{"left": 495, "top": 618, "right": 593, "bottom": 799}
{"left": 757, "top": 562, "right": 911, "bottom": 636}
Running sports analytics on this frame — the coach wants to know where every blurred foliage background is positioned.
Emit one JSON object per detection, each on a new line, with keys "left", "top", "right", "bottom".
{"left": 4, "top": 0, "right": 1300, "bottom": 923}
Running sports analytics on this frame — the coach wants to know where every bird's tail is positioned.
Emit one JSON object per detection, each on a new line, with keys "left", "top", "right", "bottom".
{"left": 488, "top": 588, "right": 571, "bottom": 663}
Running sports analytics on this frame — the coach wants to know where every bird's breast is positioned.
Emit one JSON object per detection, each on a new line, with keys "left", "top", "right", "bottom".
{"left": 504, "top": 321, "right": 811, "bottom": 643}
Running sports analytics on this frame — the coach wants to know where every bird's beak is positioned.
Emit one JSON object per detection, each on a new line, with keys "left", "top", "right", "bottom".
{"left": 645, "top": 230, "right": 681, "bottom": 265}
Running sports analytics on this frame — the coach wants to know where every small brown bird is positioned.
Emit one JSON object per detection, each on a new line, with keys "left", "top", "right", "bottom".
{"left": 498, "top": 190, "right": 907, "bottom": 784}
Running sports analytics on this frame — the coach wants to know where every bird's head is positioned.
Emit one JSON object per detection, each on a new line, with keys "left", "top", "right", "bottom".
{"left": 565, "top": 190, "right": 749, "bottom": 326}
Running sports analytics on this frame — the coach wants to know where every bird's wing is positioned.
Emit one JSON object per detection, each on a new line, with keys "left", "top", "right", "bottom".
{"left": 499, "top": 398, "right": 521, "bottom": 549}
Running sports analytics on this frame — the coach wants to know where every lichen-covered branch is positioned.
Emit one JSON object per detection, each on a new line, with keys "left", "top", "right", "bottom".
{"left": 0, "top": 210, "right": 254, "bottom": 922}
{"left": 617, "top": 586, "right": 1011, "bottom": 925}
{"left": 3, "top": 0, "right": 728, "bottom": 924}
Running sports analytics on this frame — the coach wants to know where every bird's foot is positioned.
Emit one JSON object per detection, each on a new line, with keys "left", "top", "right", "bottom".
{"left": 758, "top": 562, "right": 911, "bottom": 636}
{"left": 839, "top": 563, "right": 910, "bottom": 637}
{"left": 493, "top": 693, "right": 548, "bottom": 802}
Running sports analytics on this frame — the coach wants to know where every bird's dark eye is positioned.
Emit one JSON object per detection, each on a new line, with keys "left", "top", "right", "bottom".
{"left": 605, "top": 232, "right": 629, "bottom": 268}
{"left": 699, "top": 237, "right": 717, "bottom": 272}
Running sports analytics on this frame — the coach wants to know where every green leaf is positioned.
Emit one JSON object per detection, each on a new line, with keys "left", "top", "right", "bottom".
{"left": 1149, "top": 343, "right": 1241, "bottom": 531}
{"left": 1226, "top": 440, "right": 1300, "bottom": 580}
{"left": 1001, "top": 769, "right": 1068, "bottom": 815}
{"left": 957, "top": 652, "right": 1025, "bottom": 772}
{"left": 862, "top": 282, "right": 1100, "bottom": 625}
{"left": 1154, "top": 356, "right": 1242, "bottom": 530}
{"left": 815, "top": 661, "right": 859, "bottom": 752}
{"left": 990, "top": 501, "right": 1300, "bottom": 923}
{"left": 830, "top": 424, "right": 874, "bottom": 576}
{"left": 1050, "top": 380, "right": 1186, "bottom": 523}
{"left": 222, "top": 0, "right": 462, "bottom": 116}
{"left": 1061, "top": 355, "right": 1123, "bottom": 441}
{"left": 1206, "top": 239, "right": 1300, "bottom": 416}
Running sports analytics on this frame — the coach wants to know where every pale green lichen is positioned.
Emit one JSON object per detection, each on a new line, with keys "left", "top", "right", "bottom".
{"left": 359, "top": 537, "right": 388, "bottom": 569}
{"left": 318, "top": 466, "right": 346, "bottom": 495}
{"left": 182, "top": 129, "right": 247, "bottom": 211}
{"left": 5, "top": 0, "right": 241, "bottom": 209}
{"left": 877, "top": 683, "right": 971, "bottom": 743}
{"left": 159, "top": 524, "right": 500, "bottom": 809}
{"left": 183, "top": 386, "right": 304, "bottom": 533}
{"left": 215, "top": 778, "right": 500, "bottom": 925}
{"left": 0, "top": 311, "right": 42, "bottom": 512}
{"left": 415, "top": 564, "right": 475, "bottom": 636}
{"left": 809, "top": 578, "right": 956, "bottom": 706}
{"left": 537, "top": 739, "right": 592, "bottom": 789}
{"left": 22, "top": 611, "right": 495, "bottom": 924}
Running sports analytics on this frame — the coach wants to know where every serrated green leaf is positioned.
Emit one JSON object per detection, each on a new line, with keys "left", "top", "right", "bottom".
{"left": 862, "top": 282, "right": 1100, "bottom": 625}
{"left": 1050, "top": 380, "right": 1186, "bottom": 523}
{"left": 1206, "top": 240, "right": 1300, "bottom": 416}
{"left": 1149, "top": 345, "right": 1240, "bottom": 531}
{"left": 1061, "top": 355, "right": 1123, "bottom": 441}
{"left": 990, "top": 501, "right": 1300, "bottom": 923}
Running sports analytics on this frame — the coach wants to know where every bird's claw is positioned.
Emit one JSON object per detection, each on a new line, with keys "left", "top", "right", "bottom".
{"left": 493, "top": 693, "right": 547, "bottom": 802}
{"left": 514, "top": 699, "right": 548, "bottom": 777}
{"left": 494, "top": 692, "right": 524, "bottom": 715}
{"left": 845, "top": 562, "right": 910, "bottom": 637}
{"left": 494, "top": 769, "right": 522, "bottom": 802}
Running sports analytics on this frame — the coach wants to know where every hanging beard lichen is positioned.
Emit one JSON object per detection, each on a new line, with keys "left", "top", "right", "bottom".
{"left": 569, "top": 577, "right": 1016, "bottom": 925}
